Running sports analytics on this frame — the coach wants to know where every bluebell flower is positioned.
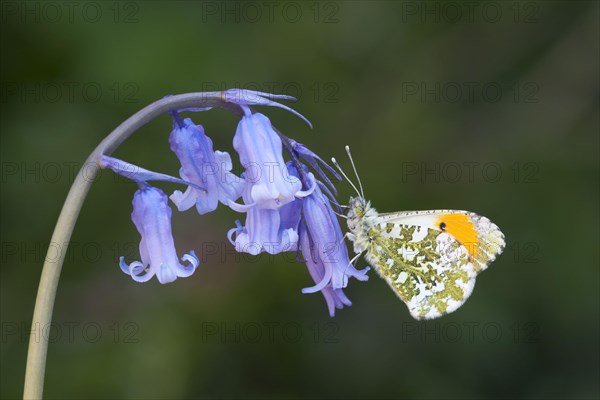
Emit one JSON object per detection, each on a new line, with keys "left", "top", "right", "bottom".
{"left": 227, "top": 161, "right": 308, "bottom": 254}
{"left": 296, "top": 169, "right": 370, "bottom": 316}
{"left": 119, "top": 185, "right": 199, "bottom": 283}
{"left": 169, "top": 112, "right": 243, "bottom": 215}
{"left": 100, "top": 155, "right": 200, "bottom": 284}
{"left": 229, "top": 108, "right": 309, "bottom": 211}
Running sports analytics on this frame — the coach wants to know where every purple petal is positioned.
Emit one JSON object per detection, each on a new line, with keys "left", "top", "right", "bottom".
{"left": 100, "top": 155, "right": 202, "bottom": 189}
{"left": 223, "top": 89, "right": 312, "bottom": 128}
{"left": 289, "top": 140, "right": 341, "bottom": 193}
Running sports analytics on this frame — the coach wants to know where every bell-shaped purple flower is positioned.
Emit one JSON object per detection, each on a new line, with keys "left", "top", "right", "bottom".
{"left": 298, "top": 172, "right": 369, "bottom": 307}
{"left": 169, "top": 113, "right": 244, "bottom": 215}
{"left": 227, "top": 179, "right": 303, "bottom": 255}
{"left": 229, "top": 109, "right": 306, "bottom": 210}
{"left": 119, "top": 186, "right": 199, "bottom": 284}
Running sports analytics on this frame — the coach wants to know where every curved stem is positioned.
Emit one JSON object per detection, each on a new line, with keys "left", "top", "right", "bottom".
{"left": 23, "top": 92, "right": 231, "bottom": 399}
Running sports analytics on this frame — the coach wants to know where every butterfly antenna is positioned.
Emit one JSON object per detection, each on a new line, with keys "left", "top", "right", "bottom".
{"left": 333, "top": 210, "right": 347, "bottom": 219}
{"left": 345, "top": 145, "right": 364, "bottom": 198}
{"left": 331, "top": 157, "right": 361, "bottom": 197}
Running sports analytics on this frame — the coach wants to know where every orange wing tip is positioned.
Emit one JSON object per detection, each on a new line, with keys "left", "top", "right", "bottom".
{"left": 435, "top": 213, "right": 480, "bottom": 260}
{"left": 435, "top": 212, "right": 505, "bottom": 269}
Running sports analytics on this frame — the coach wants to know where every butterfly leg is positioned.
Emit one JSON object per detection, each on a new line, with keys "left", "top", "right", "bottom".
{"left": 341, "top": 251, "right": 365, "bottom": 284}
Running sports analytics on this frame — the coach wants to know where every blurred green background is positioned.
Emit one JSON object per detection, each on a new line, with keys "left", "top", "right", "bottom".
{"left": 1, "top": 1, "right": 598, "bottom": 399}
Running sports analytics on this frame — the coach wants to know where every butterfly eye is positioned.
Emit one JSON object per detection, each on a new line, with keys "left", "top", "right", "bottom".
{"left": 439, "top": 222, "right": 447, "bottom": 230}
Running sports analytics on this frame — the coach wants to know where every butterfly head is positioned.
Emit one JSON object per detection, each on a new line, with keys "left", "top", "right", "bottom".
{"left": 346, "top": 195, "right": 378, "bottom": 229}
{"left": 346, "top": 195, "right": 366, "bottom": 217}
{"left": 346, "top": 195, "right": 365, "bottom": 229}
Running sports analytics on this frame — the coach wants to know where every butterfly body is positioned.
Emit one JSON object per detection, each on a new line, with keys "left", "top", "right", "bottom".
{"left": 346, "top": 195, "right": 505, "bottom": 320}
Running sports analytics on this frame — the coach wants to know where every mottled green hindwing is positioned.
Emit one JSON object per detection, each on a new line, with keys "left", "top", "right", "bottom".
{"left": 364, "top": 222, "right": 478, "bottom": 320}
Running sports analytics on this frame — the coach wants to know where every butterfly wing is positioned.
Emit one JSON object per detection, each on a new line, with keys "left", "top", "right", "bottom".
{"left": 365, "top": 210, "right": 505, "bottom": 320}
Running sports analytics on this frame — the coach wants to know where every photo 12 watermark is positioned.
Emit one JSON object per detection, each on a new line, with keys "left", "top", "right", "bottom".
{"left": 399, "top": 161, "right": 540, "bottom": 184}
{"left": 199, "top": 1, "right": 341, "bottom": 24}
{"left": 2, "top": 161, "right": 103, "bottom": 184}
{"left": 199, "top": 320, "right": 340, "bottom": 344}
{"left": 400, "top": 81, "right": 539, "bottom": 104}
{"left": 1, "top": 321, "right": 140, "bottom": 344}
{"left": 1, "top": 81, "right": 140, "bottom": 104}
{"left": 1, "top": 1, "right": 140, "bottom": 24}
{"left": 398, "top": 1, "right": 540, "bottom": 24}
{"left": 507, "top": 241, "right": 541, "bottom": 264}
{"left": 400, "top": 320, "right": 541, "bottom": 344}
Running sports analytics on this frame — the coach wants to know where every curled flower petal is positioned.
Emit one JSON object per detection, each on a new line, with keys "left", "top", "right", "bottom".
{"left": 301, "top": 257, "right": 333, "bottom": 294}
{"left": 178, "top": 251, "right": 200, "bottom": 278}
{"left": 119, "top": 258, "right": 151, "bottom": 282}
{"left": 293, "top": 173, "right": 317, "bottom": 198}
{"left": 227, "top": 198, "right": 257, "bottom": 212}
{"left": 227, "top": 220, "right": 244, "bottom": 246}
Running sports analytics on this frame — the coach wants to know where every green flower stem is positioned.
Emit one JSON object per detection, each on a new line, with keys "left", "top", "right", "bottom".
{"left": 23, "top": 92, "right": 231, "bottom": 399}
